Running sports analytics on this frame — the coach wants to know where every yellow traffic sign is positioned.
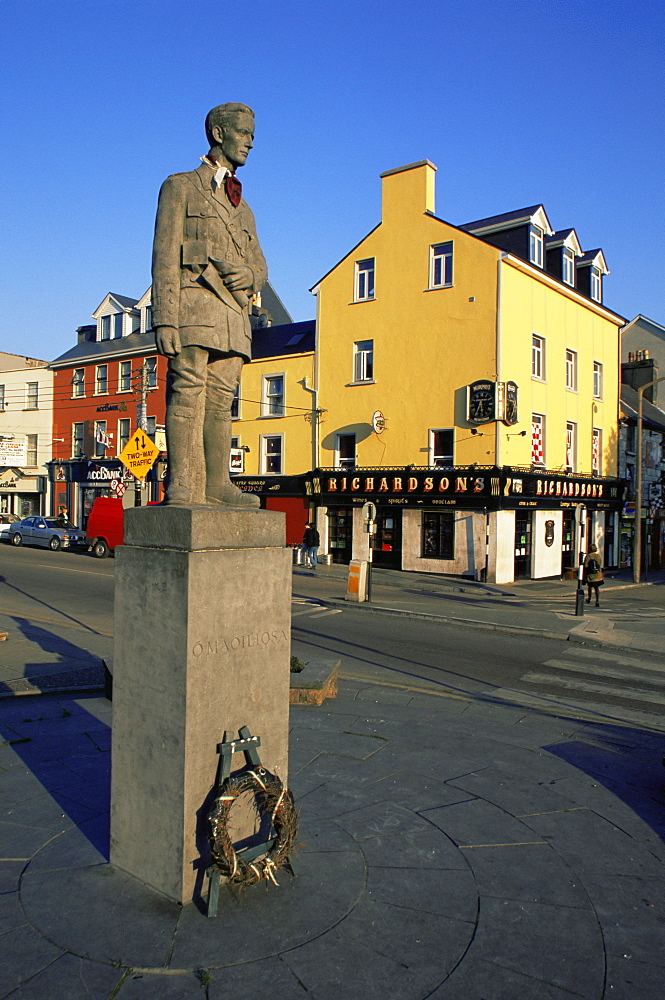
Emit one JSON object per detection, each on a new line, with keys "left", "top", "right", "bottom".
{"left": 118, "top": 429, "right": 160, "bottom": 481}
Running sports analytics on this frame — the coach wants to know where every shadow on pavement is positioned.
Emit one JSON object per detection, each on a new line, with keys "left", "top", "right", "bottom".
{"left": 1, "top": 619, "right": 111, "bottom": 857}
{"left": 546, "top": 726, "right": 665, "bottom": 843}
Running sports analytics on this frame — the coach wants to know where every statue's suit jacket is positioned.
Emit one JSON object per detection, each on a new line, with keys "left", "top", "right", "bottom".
{"left": 151, "top": 163, "right": 267, "bottom": 361}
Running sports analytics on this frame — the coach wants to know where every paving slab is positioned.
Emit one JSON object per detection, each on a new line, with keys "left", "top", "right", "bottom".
{"left": 469, "top": 896, "right": 605, "bottom": 996}
{"left": 5, "top": 954, "right": 125, "bottom": 1000}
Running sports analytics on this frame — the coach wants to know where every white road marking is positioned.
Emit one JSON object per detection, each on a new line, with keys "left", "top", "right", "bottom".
{"left": 308, "top": 609, "right": 343, "bottom": 618}
{"left": 552, "top": 647, "right": 665, "bottom": 671}
{"left": 523, "top": 672, "right": 665, "bottom": 706}
{"left": 542, "top": 658, "right": 665, "bottom": 686}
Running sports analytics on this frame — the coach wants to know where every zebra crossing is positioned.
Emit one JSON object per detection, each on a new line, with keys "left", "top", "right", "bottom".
{"left": 503, "top": 645, "right": 665, "bottom": 730}
{"left": 291, "top": 598, "right": 343, "bottom": 620}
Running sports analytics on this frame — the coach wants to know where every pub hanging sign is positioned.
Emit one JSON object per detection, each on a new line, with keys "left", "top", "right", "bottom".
{"left": 504, "top": 381, "right": 518, "bottom": 425}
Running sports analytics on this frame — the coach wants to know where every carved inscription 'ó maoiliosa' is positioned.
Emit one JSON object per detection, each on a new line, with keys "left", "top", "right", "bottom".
{"left": 192, "top": 628, "right": 289, "bottom": 657}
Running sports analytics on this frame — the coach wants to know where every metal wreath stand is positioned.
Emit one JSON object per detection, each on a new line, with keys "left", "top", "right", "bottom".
{"left": 206, "top": 726, "right": 298, "bottom": 917}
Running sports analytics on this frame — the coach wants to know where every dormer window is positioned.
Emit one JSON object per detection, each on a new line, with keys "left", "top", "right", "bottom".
{"left": 590, "top": 266, "right": 601, "bottom": 302}
{"left": 100, "top": 312, "right": 123, "bottom": 341}
{"left": 529, "top": 226, "right": 544, "bottom": 267}
{"left": 562, "top": 248, "right": 575, "bottom": 286}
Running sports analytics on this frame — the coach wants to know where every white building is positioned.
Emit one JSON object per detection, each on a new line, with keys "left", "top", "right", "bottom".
{"left": 0, "top": 352, "right": 54, "bottom": 516}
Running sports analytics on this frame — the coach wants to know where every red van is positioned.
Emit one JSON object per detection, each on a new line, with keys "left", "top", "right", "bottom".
{"left": 86, "top": 497, "right": 125, "bottom": 557}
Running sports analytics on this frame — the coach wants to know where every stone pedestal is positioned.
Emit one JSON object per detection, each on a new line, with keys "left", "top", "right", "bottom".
{"left": 109, "top": 505, "right": 291, "bottom": 905}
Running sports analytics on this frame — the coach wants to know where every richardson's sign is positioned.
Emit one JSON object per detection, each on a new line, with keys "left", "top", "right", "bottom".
{"left": 308, "top": 468, "right": 626, "bottom": 511}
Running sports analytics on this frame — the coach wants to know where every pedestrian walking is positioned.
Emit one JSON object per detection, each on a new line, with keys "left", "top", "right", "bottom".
{"left": 583, "top": 544, "right": 604, "bottom": 607}
{"left": 302, "top": 523, "right": 320, "bottom": 569}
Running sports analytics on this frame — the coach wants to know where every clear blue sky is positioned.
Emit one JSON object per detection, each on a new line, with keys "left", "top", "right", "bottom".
{"left": 2, "top": 0, "right": 663, "bottom": 361}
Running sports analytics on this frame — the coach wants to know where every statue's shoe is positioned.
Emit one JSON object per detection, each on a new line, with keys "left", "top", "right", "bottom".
{"left": 164, "top": 485, "right": 193, "bottom": 506}
{"left": 206, "top": 486, "right": 260, "bottom": 509}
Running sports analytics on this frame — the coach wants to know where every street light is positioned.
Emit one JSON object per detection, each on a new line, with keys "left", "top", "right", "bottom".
{"left": 634, "top": 375, "right": 665, "bottom": 583}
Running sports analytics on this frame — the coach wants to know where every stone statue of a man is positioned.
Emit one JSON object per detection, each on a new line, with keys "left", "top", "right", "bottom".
{"left": 152, "top": 102, "right": 266, "bottom": 507}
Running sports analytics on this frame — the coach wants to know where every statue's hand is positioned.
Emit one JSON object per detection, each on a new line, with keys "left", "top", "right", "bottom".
{"left": 221, "top": 265, "right": 254, "bottom": 292}
{"left": 155, "top": 325, "right": 181, "bottom": 357}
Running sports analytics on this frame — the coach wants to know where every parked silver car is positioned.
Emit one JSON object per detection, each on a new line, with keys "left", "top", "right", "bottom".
{"left": 0, "top": 513, "right": 20, "bottom": 540}
{"left": 8, "top": 516, "right": 86, "bottom": 551}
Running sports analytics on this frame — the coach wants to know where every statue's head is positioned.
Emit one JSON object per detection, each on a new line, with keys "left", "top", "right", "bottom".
{"left": 205, "top": 102, "right": 255, "bottom": 170}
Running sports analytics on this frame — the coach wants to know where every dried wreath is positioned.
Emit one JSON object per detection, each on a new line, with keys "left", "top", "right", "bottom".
{"left": 208, "top": 766, "right": 298, "bottom": 887}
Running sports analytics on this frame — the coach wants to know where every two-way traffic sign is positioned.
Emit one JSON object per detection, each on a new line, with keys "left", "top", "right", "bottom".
{"left": 118, "top": 430, "right": 160, "bottom": 482}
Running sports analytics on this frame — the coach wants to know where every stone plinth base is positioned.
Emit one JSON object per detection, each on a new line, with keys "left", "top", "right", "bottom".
{"left": 289, "top": 658, "right": 340, "bottom": 705}
{"left": 110, "top": 505, "right": 291, "bottom": 905}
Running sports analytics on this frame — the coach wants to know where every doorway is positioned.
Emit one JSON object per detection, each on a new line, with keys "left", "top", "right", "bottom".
{"left": 514, "top": 511, "right": 532, "bottom": 579}
{"left": 371, "top": 509, "right": 402, "bottom": 570}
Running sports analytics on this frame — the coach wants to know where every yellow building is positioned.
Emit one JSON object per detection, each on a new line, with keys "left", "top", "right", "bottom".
{"left": 307, "top": 161, "right": 626, "bottom": 582}
{"left": 231, "top": 319, "right": 316, "bottom": 544}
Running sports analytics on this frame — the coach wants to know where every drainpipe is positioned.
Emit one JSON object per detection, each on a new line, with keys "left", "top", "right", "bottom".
{"left": 495, "top": 255, "right": 506, "bottom": 468}
{"left": 299, "top": 377, "right": 319, "bottom": 472}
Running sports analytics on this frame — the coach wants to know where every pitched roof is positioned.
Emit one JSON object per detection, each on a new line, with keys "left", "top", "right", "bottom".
{"left": 460, "top": 205, "right": 549, "bottom": 232}
{"left": 621, "top": 383, "right": 665, "bottom": 432}
{"left": 252, "top": 320, "right": 315, "bottom": 360}
{"left": 49, "top": 331, "right": 157, "bottom": 368}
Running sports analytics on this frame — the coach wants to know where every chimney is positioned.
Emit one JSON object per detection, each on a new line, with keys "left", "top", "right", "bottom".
{"left": 622, "top": 353, "right": 658, "bottom": 403}
{"left": 380, "top": 160, "right": 437, "bottom": 223}
{"left": 77, "top": 325, "right": 96, "bottom": 344}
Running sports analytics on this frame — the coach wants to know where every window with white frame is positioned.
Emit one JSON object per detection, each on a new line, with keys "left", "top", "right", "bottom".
{"left": 566, "top": 421, "right": 577, "bottom": 473}
{"left": 113, "top": 312, "right": 123, "bottom": 339}
{"left": 429, "top": 428, "right": 454, "bottom": 467}
{"left": 335, "top": 433, "right": 356, "bottom": 470}
{"left": 262, "top": 374, "right": 285, "bottom": 416}
{"left": 145, "top": 356, "right": 157, "bottom": 389}
{"left": 592, "top": 427, "right": 602, "bottom": 474}
{"left": 430, "top": 242, "right": 453, "bottom": 288}
{"left": 72, "top": 369, "right": 85, "bottom": 397}
{"left": 0, "top": 385, "right": 6, "bottom": 411}
{"left": 565, "top": 349, "right": 577, "bottom": 391}
{"left": 529, "top": 226, "right": 544, "bottom": 267}
{"left": 72, "top": 422, "right": 85, "bottom": 457}
{"left": 531, "top": 413, "right": 545, "bottom": 465}
{"left": 144, "top": 305, "right": 153, "bottom": 331}
{"left": 95, "top": 365, "right": 108, "bottom": 395}
{"left": 593, "top": 361, "right": 603, "bottom": 399}
{"left": 25, "top": 434, "right": 38, "bottom": 467}
{"left": 354, "top": 258, "right": 375, "bottom": 301}
{"left": 101, "top": 315, "right": 111, "bottom": 340}
{"left": 261, "top": 434, "right": 283, "bottom": 474}
{"left": 532, "top": 335, "right": 545, "bottom": 379}
{"left": 590, "top": 266, "right": 601, "bottom": 302}
{"left": 25, "top": 382, "right": 39, "bottom": 409}
{"left": 353, "top": 340, "right": 374, "bottom": 382}
{"left": 119, "top": 360, "right": 132, "bottom": 392}
{"left": 94, "top": 420, "right": 107, "bottom": 458}
{"left": 562, "top": 248, "right": 575, "bottom": 286}
{"left": 118, "top": 418, "right": 131, "bottom": 453}
{"left": 146, "top": 416, "right": 156, "bottom": 438}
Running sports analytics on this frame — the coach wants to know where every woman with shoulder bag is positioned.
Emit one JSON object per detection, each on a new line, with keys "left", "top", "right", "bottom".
{"left": 583, "top": 544, "right": 604, "bottom": 607}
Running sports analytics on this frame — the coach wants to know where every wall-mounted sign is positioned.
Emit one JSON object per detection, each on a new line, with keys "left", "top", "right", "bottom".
{"left": 372, "top": 410, "right": 386, "bottom": 434}
{"left": 504, "top": 381, "right": 518, "bottom": 425}
{"left": 467, "top": 381, "right": 496, "bottom": 424}
{"left": 230, "top": 448, "right": 244, "bottom": 473}
{"left": 0, "top": 440, "right": 27, "bottom": 465}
